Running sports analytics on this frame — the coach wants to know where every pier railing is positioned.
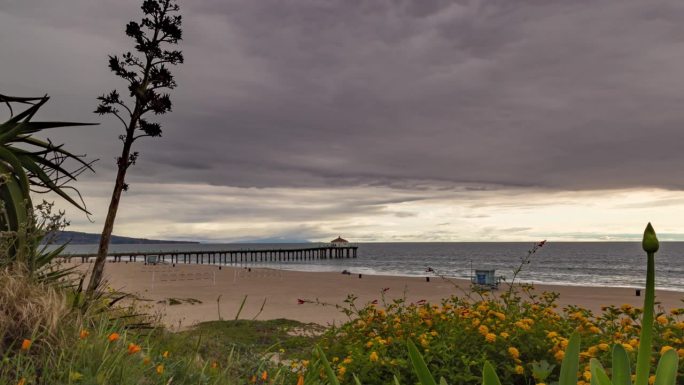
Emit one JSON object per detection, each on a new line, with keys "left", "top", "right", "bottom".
{"left": 58, "top": 245, "right": 358, "bottom": 264}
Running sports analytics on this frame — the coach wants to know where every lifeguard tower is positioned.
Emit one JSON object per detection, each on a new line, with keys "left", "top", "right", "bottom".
{"left": 471, "top": 269, "right": 502, "bottom": 290}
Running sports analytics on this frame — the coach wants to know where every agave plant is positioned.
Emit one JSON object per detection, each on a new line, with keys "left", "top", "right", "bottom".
{"left": 0, "top": 94, "right": 94, "bottom": 272}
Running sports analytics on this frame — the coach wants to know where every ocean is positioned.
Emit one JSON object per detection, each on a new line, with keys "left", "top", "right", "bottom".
{"left": 58, "top": 242, "right": 684, "bottom": 292}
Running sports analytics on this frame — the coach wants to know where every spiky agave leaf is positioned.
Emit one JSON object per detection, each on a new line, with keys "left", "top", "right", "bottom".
{"left": 0, "top": 94, "right": 95, "bottom": 276}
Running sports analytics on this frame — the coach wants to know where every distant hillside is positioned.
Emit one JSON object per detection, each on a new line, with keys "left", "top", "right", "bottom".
{"left": 48, "top": 231, "right": 198, "bottom": 245}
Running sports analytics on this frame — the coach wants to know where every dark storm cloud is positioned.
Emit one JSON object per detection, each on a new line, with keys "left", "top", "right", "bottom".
{"left": 3, "top": 0, "right": 684, "bottom": 191}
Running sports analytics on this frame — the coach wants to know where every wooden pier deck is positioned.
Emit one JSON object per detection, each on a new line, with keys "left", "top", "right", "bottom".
{"left": 59, "top": 245, "right": 358, "bottom": 264}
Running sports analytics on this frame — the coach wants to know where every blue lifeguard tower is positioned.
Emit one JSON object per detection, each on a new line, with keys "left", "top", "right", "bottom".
{"left": 471, "top": 269, "right": 502, "bottom": 290}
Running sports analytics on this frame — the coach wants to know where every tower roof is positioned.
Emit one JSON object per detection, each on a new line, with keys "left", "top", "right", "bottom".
{"left": 331, "top": 236, "right": 349, "bottom": 243}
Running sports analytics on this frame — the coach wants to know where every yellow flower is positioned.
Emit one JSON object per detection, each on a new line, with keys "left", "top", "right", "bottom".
{"left": 79, "top": 329, "right": 89, "bottom": 339}
{"left": 420, "top": 337, "right": 429, "bottom": 348}
{"left": 485, "top": 333, "right": 496, "bottom": 343}
{"left": 514, "top": 365, "right": 524, "bottom": 374}
{"left": 366, "top": 341, "right": 373, "bottom": 348}
{"left": 587, "top": 346, "right": 598, "bottom": 356}
{"left": 554, "top": 350, "right": 565, "bottom": 361}
{"left": 128, "top": 343, "right": 142, "bottom": 355}
{"left": 583, "top": 371, "right": 591, "bottom": 381}
{"left": 547, "top": 331, "right": 558, "bottom": 339}
{"left": 629, "top": 339, "right": 639, "bottom": 347}
{"left": 660, "top": 346, "right": 674, "bottom": 355}
{"left": 162, "top": 350, "right": 169, "bottom": 358}
{"left": 508, "top": 347, "right": 520, "bottom": 359}
{"left": 430, "top": 330, "right": 438, "bottom": 336}
{"left": 649, "top": 375, "right": 656, "bottom": 385}
{"left": 107, "top": 333, "right": 120, "bottom": 342}
{"left": 156, "top": 364, "right": 164, "bottom": 375}
{"left": 337, "top": 365, "right": 347, "bottom": 376}
{"left": 370, "top": 351, "right": 379, "bottom": 362}
{"left": 589, "top": 326, "right": 601, "bottom": 334}
{"left": 677, "top": 348, "right": 684, "bottom": 358}
{"left": 69, "top": 371, "right": 83, "bottom": 381}
{"left": 21, "top": 339, "right": 32, "bottom": 351}
{"left": 622, "top": 343, "right": 634, "bottom": 352}
{"left": 500, "top": 332, "right": 509, "bottom": 339}
{"left": 656, "top": 315, "right": 668, "bottom": 325}
{"left": 343, "top": 357, "right": 353, "bottom": 364}
{"left": 675, "top": 322, "right": 684, "bottom": 330}
{"left": 598, "top": 343, "right": 610, "bottom": 351}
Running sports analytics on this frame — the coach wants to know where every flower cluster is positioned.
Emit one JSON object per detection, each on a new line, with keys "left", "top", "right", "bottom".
{"left": 311, "top": 288, "right": 684, "bottom": 385}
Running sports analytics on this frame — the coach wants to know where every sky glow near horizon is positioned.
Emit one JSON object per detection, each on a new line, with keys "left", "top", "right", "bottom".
{"left": 3, "top": 0, "right": 684, "bottom": 242}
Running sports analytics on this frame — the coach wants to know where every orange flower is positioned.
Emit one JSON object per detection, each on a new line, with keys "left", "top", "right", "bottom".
{"left": 21, "top": 339, "right": 32, "bottom": 351}
{"left": 17, "top": 378, "right": 26, "bottom": 385}
{"left": 108, "top": 333, "right": 120, "bottom": 342}
{"left": 128, "top": 343, "right": 142, "bottom": 355}
{"left": 156, "top": 364, "right": 164, "bottom": 375}
{"left": 261, "top": 370, "right": 268, "bottom": 381}
{"left": 297, "top": 375, "right": 304, "bottom": 385}
{"left": 79, "top": 329, "right": 89, "bottom": 339}
{"left": 211, "top": 361, "right": 218, "bottom": 369}
{"left": 250, "top": 375, "right": 257, "bottom": 383}
{"left": 369, "top": 351, "right": 379, "bottom": 362}
{"left": 162, "top": 350, "right": 169, "bottom": 358}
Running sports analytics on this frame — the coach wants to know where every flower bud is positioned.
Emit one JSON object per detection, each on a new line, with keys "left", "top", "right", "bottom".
{"left": 642, "top": 223, "right": 659, "bottom": 253}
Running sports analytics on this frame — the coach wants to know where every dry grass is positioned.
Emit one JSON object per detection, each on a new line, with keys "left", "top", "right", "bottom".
{"left": 0, "top": 264, "right": 71, "bottom": 351}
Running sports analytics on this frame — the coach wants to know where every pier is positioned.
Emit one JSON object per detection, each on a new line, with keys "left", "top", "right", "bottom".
{"left": 59, "top": 245, "right": 358, "bottom": 264}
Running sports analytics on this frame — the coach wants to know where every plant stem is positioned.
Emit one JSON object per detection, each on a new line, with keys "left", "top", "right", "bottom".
{"left": 634, "top": 251, "right": 655, "bottom": 385}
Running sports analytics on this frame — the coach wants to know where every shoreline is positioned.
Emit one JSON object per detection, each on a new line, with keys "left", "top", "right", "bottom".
{"left": 67, "top": 262, "right": 684, "bottom": 328}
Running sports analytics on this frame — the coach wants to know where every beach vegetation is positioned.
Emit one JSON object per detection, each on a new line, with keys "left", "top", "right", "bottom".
{"left": 0, "top": 95, "right": 93, "bottom": 275}
{"left": 298, "top": 224, "right": 682, "bottom": 385}
{"left": 88, "top": 0, "right": 184, "bottom": 295}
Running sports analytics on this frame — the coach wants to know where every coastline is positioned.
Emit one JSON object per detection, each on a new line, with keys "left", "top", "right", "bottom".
{"left": 67, "top": 262, "right": 684, "bottom": 328}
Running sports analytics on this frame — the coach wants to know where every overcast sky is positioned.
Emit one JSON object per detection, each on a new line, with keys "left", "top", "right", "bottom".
{"left": 2, "top": 0, "right": 684, "bottom": 242}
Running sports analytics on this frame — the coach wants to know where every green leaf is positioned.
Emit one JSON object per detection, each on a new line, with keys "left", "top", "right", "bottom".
{"left": 653, "top": 349, "right": 678, "bottom": 385}
{"left": 393, "top": 375, "right": 401, "bottom": 385}
{"left": 353, "top": 374, "right": 363, "bottom": 385}
{"left": 482, "top": 362, "right": 502, "bottom": 385}
{"left": 439, "top": 377, "right": 449, "bottom": 385}
{"left": 408, "top": 339, "right": 438, "bottom": 385}
{"left": 0, "top": 146, "right": 31, "bottom": 193}
{"left": 315, "top": 346, "right": 340, "bottom": 385}
{"left": 590, "top": 358, "right": 613, "bottom": 385}
{"left": 559, "top": 332, "right": 581, "bottom": 385}
{"left": 611, "top": 344, "right": 632, "bottom": 385}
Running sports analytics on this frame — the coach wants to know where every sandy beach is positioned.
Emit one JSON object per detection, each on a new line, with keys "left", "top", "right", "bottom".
{"left": 68, "top": 262, "right": 684, "bottom": 328}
